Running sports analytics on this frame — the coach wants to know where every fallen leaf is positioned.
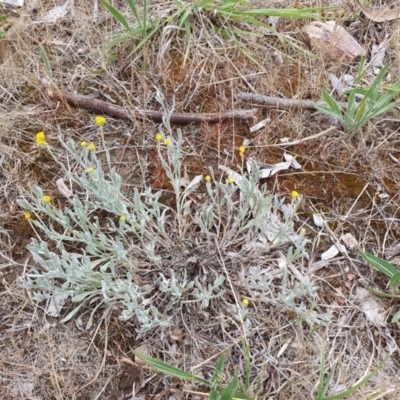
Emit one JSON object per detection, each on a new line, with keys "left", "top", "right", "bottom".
{"left": 313, "top": 214, "right": 325, "bottom": 228}
{"left": 321, "top": 244, "right": 339, "bottom": 261}
{"left": 56, "top": 178, "right": 73, "bottom": 198}
{"left": 250, "top": 118, "right": 270, "bottom": 133}
{"left": 283, "top": 153, "right": 302, "bottom": 169}
{"left": 356, "top": 287, "right": 386, "bottom": 326}
{"left": 357, "top": 0, "right": 400, "bottom": 22}
{"left": 340, "top": 233, "right": 358, "bottom": 249}
{"left": 46, "top": 282, "right": 70, "bottom": 317}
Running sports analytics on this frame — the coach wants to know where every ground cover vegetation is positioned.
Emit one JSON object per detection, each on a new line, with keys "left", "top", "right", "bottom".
{"left": 1, "top": 0, "right": 400, "bottom": 399}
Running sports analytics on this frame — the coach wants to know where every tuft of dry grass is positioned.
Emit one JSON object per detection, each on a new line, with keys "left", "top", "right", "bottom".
{"left": 1, "top": 0, "right": 400, "bottom": 398}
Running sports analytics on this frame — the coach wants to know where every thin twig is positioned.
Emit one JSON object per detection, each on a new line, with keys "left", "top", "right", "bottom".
{"left": 46, "top": 88, "right": 257, "bottom": 123}
{"left": 239, "top": 92, "right": 347, "bottom": 110}
{"left": 256, "top": 126, "right": 337, "bottom": 147}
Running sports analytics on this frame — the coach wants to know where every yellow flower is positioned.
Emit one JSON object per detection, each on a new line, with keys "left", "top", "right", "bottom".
{"left": 227, "top": 177, "right": 234, "bottom": 184}
{"left": 119, "top": 215, "right": 126, "bottom": 221}
{"left": 24, "top": 212, "right": 31, "bottom": 220}
{"left": 42, "top": 195, "right": 51, "bottom": 203}
{"left": 87, "top": 167, "right": 94, "bottom": 173}
{"left": 88, "top": 143, "right": 96, "bottom": 151}
{"left": 95, "top": 116, "right": 106, "bottom": 126}
{"left": 301, "top": 227, "right": 306, "bottom": 233}
{"left": 242, "top": 298, "right": 250, "bottom": 307}
{"left": 239, "top": 145, "right": 246, "bottom": 155}
{"left": 155, "top": 133, "right": 163, "bottom": 142}
{"left": 35, "top": 131, "right": 46, "bottom": 146}
{"left": 80, "top": 141, "right": 87, "bottom": 147}
{"left": 291, "top": 190, "right": 299, "bottom": 198}
{"left": 205, "top": 175, "right": 211, "bottom": 181}
{"left": 163, "top": 138, "right": 170, "bottom": 146}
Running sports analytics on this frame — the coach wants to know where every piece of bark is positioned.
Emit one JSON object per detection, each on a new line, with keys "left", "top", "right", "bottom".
{"left": 46, "top": 88, "right": 256, "bottom": 124}
{"left": 301, "top": 21, "right": 365, "bottom": 62}
{"left": 239, "top": 92, "right": 347, "bottom": 110}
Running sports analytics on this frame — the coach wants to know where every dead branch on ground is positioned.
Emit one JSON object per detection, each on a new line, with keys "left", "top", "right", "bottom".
{"left": 46, "top": 89, "right": 257, "bottom": 124}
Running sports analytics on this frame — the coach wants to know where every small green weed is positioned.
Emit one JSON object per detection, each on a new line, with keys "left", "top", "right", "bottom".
{"left": 358, "top": 248, "right": 400, "bottom": 323}
{"left": 315, "top": 59, "right": 400, "bottom": 135}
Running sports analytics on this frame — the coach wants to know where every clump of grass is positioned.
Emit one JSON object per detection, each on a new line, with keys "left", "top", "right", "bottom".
{"left": 99, "top": 0, "right": 332, "bottom": 66}
{"left": 315, "top": 59, "right": 400, "bottom": 135}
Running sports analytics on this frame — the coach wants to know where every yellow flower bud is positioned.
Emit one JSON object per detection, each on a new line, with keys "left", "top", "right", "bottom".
{"left": 42, "top": 195, "right": 51, "bottom": 203}
{"left": 88, "top": 143, "right": 96, "bottom": 151}
{"left": 24, "top": 212, "right": 31, "bottom": 220}
{"left": 120, "top": 215, "right": 126, "bottom": 221}
{"left": 205, "top": 175, "right": 211, "bottom": 181}
{"left": 155, "top": 133, "right": 163, "bottom": 142}
{"left": 291, "top": 190, "right": 299, "bottom": 198}
{"left": 95, "top": 116, "right": 106, "bottom": 126}
{"left": 163, "top": 138, "right": 170, "bottom": 146}
{"left": 242, "top": 298, "right": 250, "bottom": 307}
{"left": 227, "top": 177, "right": 234, "bottom": 184}
{"left": 35, "top": 131, "right": 46, "bottom": 146}
{"left": 239, "top": 145, "right": 246, "bottom": 155}
{"left": 87, "top": 167, "right": 94, "bottom": 173}
{"left": 80, "top": 141, "right": 87, "bottom": 147}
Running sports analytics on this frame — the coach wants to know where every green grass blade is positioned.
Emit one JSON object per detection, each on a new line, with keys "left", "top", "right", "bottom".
{"left": 314, "top": 104, "right": 345, "bottom": 123}
{"left": 211, "top": 354, "right": 226, "bottom": 385}
{"left": 181, "top": 11, "right": 192, "bottom": 65}
{"left": 358, "top": 65, "right": 388, "bottom": 108}
{"left": 389, "top": 270, "right": 400, "bottom": 289}
{"left": 357, "top": 248, "right": 399, "bottom": 279}
{"left": 392, "top": 309, "right": 400, "bottom": 322}
{"left": 368, "top": 287, "right": 400, "bottom": 299}
{"left": 220, "top": 375, "right": 239, "bottom": 400}
{"left": 127, "top": 0, "right": 141, "bottom": 25}
{"left": 321, "top": 89, "right": 342, "bottom": 116}
{"left": 209, "top": 389, "right": 220, "bottom": 400}
{"left": 131, "top": 350, "right": 210, "bottom": 385}
{"left": 100, "top": 0, "right": 130, "bottom": 30}
{"left": 241, "top": 338, "right": 251, "bottom": 390}
{"left": 316, "top": 346, "right": 327, "bottom": 398}
{"left": 127, "top": 22, "right": 164, "bottom": 57}
{"left": 143, "top": 0, "right": 147, "bottom": 35}
{"left": 346, "top": 91, "right": 357, "bottom": 120}
{"left": 39, "top": 45, "right": 52, "bottom": 79}
{"left": 354, "top": 55, "right": 367, "bottom": 84}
